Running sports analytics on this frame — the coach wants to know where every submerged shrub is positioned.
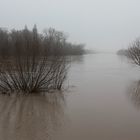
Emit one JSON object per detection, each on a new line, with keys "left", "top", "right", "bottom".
{"left": 0, "top": 26, "right": 69, "bottom": 95}
{"left": 0, "top": 56, "right": 68, "bottom": 94}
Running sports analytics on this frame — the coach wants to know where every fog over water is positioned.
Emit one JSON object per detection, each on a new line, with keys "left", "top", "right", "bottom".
{"left": 0, "top": 0, "right": 140, "bottom": 51}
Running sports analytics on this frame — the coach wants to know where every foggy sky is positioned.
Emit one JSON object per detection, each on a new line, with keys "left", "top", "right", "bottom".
{"left": 0, "top": 0, "right": 140, "bottom": 52}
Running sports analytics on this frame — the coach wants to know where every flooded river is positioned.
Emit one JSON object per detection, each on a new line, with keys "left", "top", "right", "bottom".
{"left": 1, "top": 53, "right": 140, "bottom": 140}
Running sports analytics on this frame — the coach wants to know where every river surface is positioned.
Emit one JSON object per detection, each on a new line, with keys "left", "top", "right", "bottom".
{"left": 1, "top": 53, "right": 140, "bottom": 140}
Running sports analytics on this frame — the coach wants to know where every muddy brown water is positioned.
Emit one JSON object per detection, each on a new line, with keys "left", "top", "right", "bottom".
{"left": 1, "top": 53, "right": 140, "bottom": 140}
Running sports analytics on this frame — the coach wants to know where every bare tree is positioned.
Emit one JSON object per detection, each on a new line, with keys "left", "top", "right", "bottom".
{"left": 127, "top": 38, "right": 140, "bottom": 65}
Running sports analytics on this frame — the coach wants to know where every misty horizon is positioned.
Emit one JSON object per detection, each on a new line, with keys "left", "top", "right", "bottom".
{"left": 0, "top": 0, "right": 140, "bottom": 52}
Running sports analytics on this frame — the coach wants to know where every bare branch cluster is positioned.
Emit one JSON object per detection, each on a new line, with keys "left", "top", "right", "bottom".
{"left": 127, "top": 39, "right": 140, "bottom": 65}
{"left": 0, "top": 26, "right": 71, "bottom": 94}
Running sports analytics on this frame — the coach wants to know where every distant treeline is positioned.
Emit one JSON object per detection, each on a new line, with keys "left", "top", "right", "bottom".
{"left": 117, "top": 49, "right": 128, "bottom": 56}
{"left": 0, "top": 25, "right": 85, "bottom": 58}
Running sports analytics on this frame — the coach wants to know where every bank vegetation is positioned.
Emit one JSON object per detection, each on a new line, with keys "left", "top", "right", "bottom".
{"left": 0, "top": 25, "right": 85, "bottom": 95}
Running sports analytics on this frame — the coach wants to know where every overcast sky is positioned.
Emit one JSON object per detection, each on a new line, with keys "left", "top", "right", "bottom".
{"left": 0, "top": 0, "right": 140, "bottom": 52}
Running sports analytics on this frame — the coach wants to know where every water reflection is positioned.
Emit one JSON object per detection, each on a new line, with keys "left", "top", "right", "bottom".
{"left": 0, "top": 92, "right": 65, "bottom": 140}
{"left": 128, "top": 80, "right": 140, "bottom": 109}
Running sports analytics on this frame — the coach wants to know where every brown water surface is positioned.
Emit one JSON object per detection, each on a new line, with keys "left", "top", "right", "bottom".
{"left": 1, "top": 53, "right": 140, "bottom": 140}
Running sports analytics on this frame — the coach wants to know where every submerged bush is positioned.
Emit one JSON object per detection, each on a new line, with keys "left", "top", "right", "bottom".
{"left": 0, "top": 56, "right": 68, "bottom": 94}
{"left": 0, "top": 26, "right": 69, "bottom": 95}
